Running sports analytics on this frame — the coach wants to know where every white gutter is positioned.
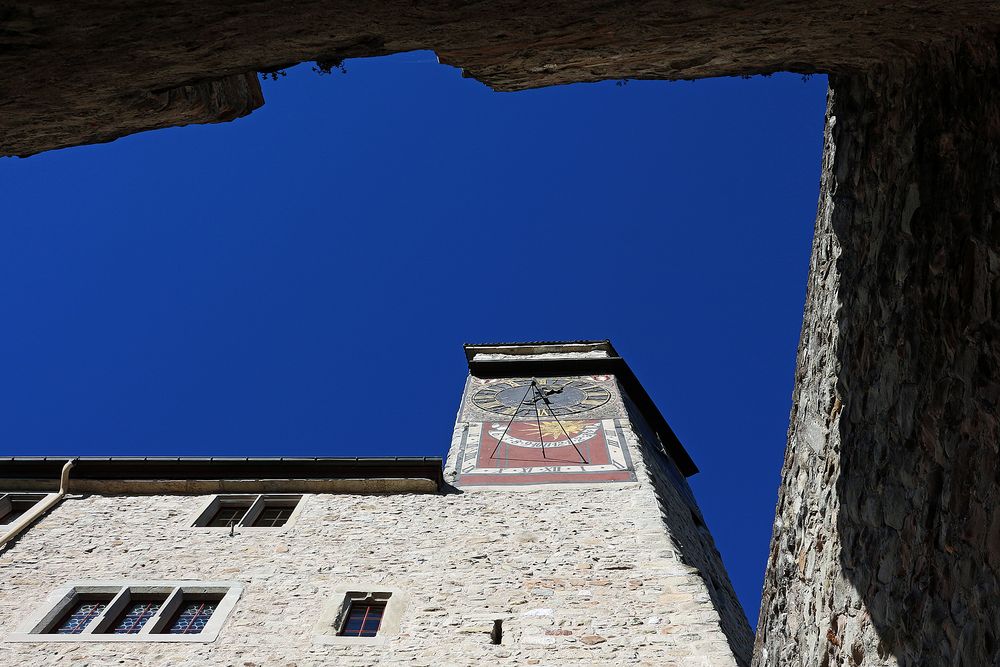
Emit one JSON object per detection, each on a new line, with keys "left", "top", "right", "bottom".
{"left": 0, "top": 458, "right": 76, "bottom": 549}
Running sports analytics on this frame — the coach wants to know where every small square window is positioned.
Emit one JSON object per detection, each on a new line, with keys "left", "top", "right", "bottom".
{"left": 248, "top": 503, "right": 295, "bottom": 527}
{"left": 206, "top": 504, "right": 251, "bottom": 528}
{"left": 0, "top": 493, "right": 47, "bottom": 525}
{"left": 339, "top": 601, "right": 386, "bottom": 637}
{"left": 192, "top": 494, "right": 302, "bottom": 528}
{"left": 314, "top": 587, "right": 405, "bottom": 645}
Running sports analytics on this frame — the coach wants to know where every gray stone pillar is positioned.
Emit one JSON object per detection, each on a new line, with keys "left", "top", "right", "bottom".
{"left": 754, "top": 34, "right": 1000, "bottom": 667}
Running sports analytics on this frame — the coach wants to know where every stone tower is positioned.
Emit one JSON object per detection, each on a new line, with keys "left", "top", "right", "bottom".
{"left": 446, "top": 341, "right": 754, "bottom": 664}
{"left": 0, "top": 340, "right": 751, "bottom": 665}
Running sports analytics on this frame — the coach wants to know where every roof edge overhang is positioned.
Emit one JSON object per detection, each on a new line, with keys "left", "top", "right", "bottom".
{"left": 0, "top": 457, "right": 445, "bottom": 494}
{"left": 464, "top": 349, "right": 698, "bottom": 477}
{"left": 464, "top": 340, "right": 618, "bottom": 362}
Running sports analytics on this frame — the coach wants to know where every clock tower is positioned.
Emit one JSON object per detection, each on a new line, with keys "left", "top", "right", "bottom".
{"left": 447, "top": 340, "right": 697, "bottom": 487}
{"left": 445, "top": 340, "right": 755, "bottom": 665}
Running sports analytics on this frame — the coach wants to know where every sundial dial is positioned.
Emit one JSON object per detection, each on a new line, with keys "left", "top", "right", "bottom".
{"left": 471, "top": 377, "right": 611, "bottom": 417}
{"left": 454, "top": 375, "right": 635, "bottom": 486}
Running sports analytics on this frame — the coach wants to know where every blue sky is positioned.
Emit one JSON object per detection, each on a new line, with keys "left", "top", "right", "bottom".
{"left": 0, "top": 52, "right": 827, "bottom": 624}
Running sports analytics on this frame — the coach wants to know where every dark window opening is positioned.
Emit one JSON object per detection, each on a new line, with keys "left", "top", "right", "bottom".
{"left": 196, "top": 495, "right": 300, "bottom": 528}
{"left": 206, "top": 504, "right": 251, "bottom": 528}
{"left": 0, "top": 494, "right": 46, "bottom": 525}
{"left": 251, "top": 505, "right": 294, "bottom": 527}
{"left": 340, "top": 602, "right": 386, "bottom": 637}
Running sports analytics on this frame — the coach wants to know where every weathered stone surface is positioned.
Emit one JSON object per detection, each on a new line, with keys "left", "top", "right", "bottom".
{"left": 3, "top": 2, "right": 1000, "bottom": 156}
{"left": 754, "top": 31, "right": 1000, "bottom": 667}
{"left": 1, "top": 70, "right": 263, "bottom": 159}
{"left": 7, "top": 4, "right": 1000, "bottom": 666}
{"left": 0, "top": 402, "right": 750, "bottom": 665}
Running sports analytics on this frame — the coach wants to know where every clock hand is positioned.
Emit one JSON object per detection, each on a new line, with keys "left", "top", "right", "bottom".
{"left": 488, "top": 381, "right": 535, "bottom": 460}
{"left": 531, "top": 382, "right": 547, "bottom": 460}
{"left": 535, "top": 382, "right": 589, "bottom": 464}
{"left": 538, "top": 386, "right": 565, "bottom": 407}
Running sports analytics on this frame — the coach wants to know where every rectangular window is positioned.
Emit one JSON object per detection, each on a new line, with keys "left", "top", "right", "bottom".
{"left": 250, "top": 505, "right": 294, "bottom": 527}
{"left": 193, "top": 494, "right": 302, "bottom": 528}
{"left": 0, "top": 493, "right": 47, "bottom": 525}
{"left": 206, "top": 504, "right": 251, "bottom": 528}
{"left": 107, "top": 598, "right": 164, "bottom": 634}
{"left": 13, "top": 582, "right": 243, "bottom": 643}
{"left": 166, "top": 599, "right": 218, "bottom": 634}
{"left": 340, "top": 602, "right": 386, "bottom": 637}
{"left": 314, "top": 587, "right": 405, "bottom": 645}
{"left": 52, "top": 596, "right": 113, "bottom": 634}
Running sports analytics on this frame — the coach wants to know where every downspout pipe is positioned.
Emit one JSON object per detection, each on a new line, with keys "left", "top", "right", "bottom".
{"left": 0, "top": 458, "right": 76, "bottom": 549}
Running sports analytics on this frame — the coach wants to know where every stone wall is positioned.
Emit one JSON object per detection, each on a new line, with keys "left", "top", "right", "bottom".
{"left": 4, "top": 1, "right": 1000, "bottom": 156}
{"left": 754, "top": 32, "right": 1000, "bottom": 667}
{"left": 0, "top": 425, "right": 749, "bottom": 665}
{"left": 621, "top": 392, "right": 754, "bottom": 662}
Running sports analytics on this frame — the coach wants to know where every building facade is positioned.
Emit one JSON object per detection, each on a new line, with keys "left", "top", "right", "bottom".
{"left": 0, "top": 341, "right": 751, "bottom": 665}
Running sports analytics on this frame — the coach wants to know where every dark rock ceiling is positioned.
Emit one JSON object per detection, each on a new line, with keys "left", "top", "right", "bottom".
{"left": 2, "top": 1, "right": 998, "bottom": 157}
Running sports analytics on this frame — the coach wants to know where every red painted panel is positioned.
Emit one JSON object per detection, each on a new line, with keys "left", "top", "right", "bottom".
{"left": 457, "top": 418, "right": 635, "bottom": 486}
{"left": 478, "top": 419, "right": 609, "bottom": 469}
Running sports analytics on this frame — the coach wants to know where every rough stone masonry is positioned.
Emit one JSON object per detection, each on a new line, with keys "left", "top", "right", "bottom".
{"left": 0, "top": 486, "right": 740, "bottom": 666}
{"left": 4, "top": 3, "right": 1000, "bottom": 666}
{"left": 756, "top": 33, "right": 1000, "bottom": 666}
{"left": 2, "top": 1, "right": 999, "bottom": 156}
{"left": 0, "top": 342, "right": 753, "bottom": 665}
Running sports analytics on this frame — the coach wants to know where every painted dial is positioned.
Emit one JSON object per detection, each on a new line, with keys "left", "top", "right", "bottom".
{"left": 471, "top": 377, "right": 612, "bottom": 417}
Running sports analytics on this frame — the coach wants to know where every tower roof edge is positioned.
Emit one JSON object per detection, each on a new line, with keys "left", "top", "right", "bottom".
{"left": 463, "top": 340, "right": 617, "bottom": 363}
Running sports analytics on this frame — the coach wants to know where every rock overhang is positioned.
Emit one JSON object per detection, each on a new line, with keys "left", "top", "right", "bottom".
{"left": 2, "top": 1, "right": 999, "bottom": 157}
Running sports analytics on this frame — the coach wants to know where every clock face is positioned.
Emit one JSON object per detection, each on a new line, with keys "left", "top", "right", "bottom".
{"left": 453, "top": 374, "right": 635, "bottom": 486}
{"left": 471, "top": 377, "right": 611, "bottom": 417}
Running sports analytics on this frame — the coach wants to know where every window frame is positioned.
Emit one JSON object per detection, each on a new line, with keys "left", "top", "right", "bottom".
{"left": 9, "top": 581, "right": 242, "bottom": 643}
{"left": 0, "top": 492, "right": 56, "bottom": 527}
{"left": 338, "top": 595, "right": 389, "bottom": 637}
{"left": 50, "top": 592, "right": 116, "bottom": 635}
{"left": 313, "top": 584, "right": 408, "bottom": 646}
{"left": 189, "top": 494, "right": 304, "bottom": 530}
{"left": 103, "top": 592, "right": 168, "bottom": 635}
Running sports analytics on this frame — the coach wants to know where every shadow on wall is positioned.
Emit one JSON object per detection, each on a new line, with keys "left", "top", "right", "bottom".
{"left": 830, "top": 37, "right": 1000, "bottom": 667}
{"left": 754, "top": 34, "right": 1000, "bottom": 667}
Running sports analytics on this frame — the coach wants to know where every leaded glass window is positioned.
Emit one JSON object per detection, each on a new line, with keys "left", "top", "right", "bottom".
{"left": 339, "top": 602, "right": 386, "bottom": 637}
{"left": 166, "top": 600, "right": 217, "bottom": 634}
{"left": 53, "top": 598, "right": 111, "bottom": 634}
{"left": 19, "top": 582, "right": 241, "bottom": 643}
{"left": 108, "top": 599, "right": 162, "bottom": 634}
